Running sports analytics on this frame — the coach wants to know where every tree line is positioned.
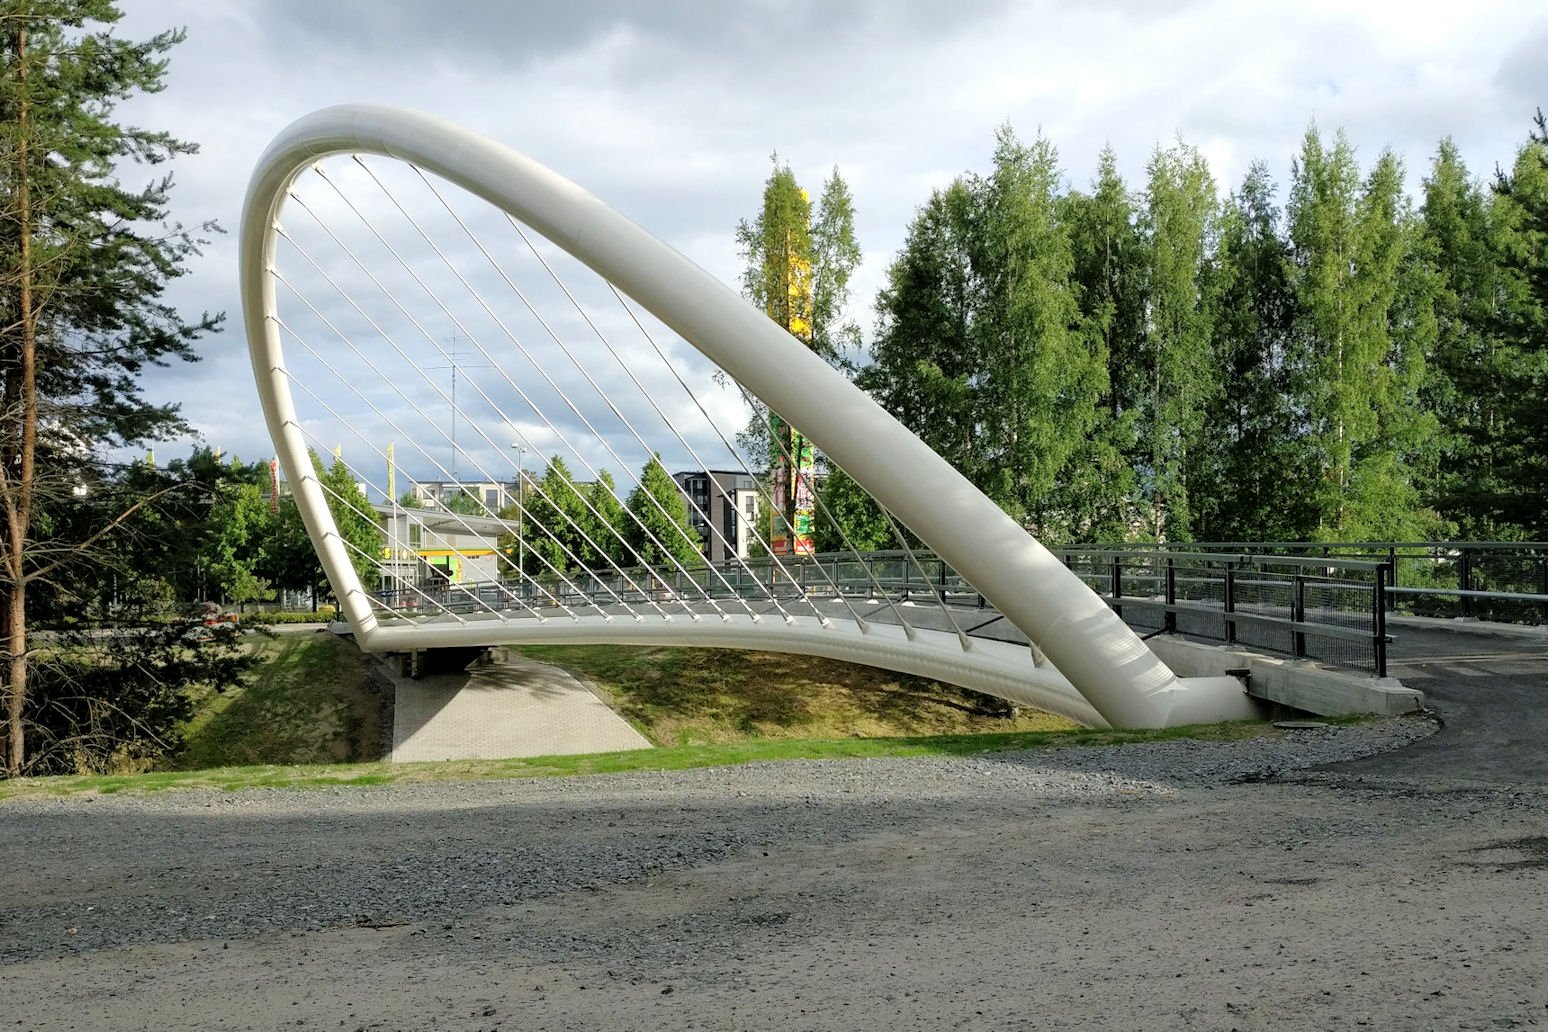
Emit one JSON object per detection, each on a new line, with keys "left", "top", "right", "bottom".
{"left": 496, "top": 455, "right": 700, "bottom": 578}
{"left": 806, "top": 119, "right": 1548, "bottom": 547}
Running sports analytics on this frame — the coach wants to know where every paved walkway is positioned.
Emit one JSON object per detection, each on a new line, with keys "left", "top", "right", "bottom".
{"left": 1327, "top": 618, "right": 1548, "bottom": 785}
{"left": 390, "top": 650, "right": 651, "bottom": 763}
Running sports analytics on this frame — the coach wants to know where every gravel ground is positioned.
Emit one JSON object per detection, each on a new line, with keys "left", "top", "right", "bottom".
{"left": 3, "top": 715, "right": 1547, "bottom": 1031}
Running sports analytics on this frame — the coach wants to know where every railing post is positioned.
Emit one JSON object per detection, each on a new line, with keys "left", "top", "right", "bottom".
{"left": 1460, "top": 546, "right": 1474, "bottom": 619}
{"left": 1292, "top": 572, "right": 1306, "bottom": 660}
{"left": 1387, "top": 545, "right": 1398, "bottom": 613}
{"left": 1374, "top": 561, "right": 1389, "bottom": 678}
{"left": 938, "top": 555, "right": 948, "bottom": 603}
{"left": 1110, "top": 555, "right": 1123, "bottom": 619}
{"left": 1540, "top": 556, "right": 1548, "bottom": 626}
{"left": 1224, "top": 560, "right": 1237, "bottom": 645}
{"left": 1164, "top": 555, "right": 1177, "bottom": 635}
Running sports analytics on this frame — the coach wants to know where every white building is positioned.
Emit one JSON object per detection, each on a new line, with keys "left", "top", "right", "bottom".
{"left": 377, "top": 504, "right": 514, "bottom": 589}
{"left": 407, "top": 477, "right": 527, "bottom": 514}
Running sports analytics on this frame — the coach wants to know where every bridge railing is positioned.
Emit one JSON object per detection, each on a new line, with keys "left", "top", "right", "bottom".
{"left": 372, "top": 552, "right": 987, "bottom": 616}
{"left": 1085, "top": 542, "right": 1548, "bottom": 627}
{"left": 370, "top": 546, "right": 1401, "bottom": 677}
{"left": 1049, "top": 549, "right": 1391, "bottom": 678}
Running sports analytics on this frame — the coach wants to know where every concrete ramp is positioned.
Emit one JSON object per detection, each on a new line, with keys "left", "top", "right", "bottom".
{"left": 390, "top": 651, "right": 651, "bottom": 763}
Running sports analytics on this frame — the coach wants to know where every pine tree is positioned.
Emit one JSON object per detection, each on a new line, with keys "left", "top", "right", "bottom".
{"left": 1488, "top": 111, "right": 1548, "bottom": 536}
{"left": 1, "top": 3, "right": 221, "bottom": 774}
{"left": 625, "top": 455, "right": 700, "bottom": 569}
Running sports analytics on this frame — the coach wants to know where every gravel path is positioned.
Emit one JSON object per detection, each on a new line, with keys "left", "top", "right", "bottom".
{"left": 7, "top": 714, "right": 1546, "bottom": 1031}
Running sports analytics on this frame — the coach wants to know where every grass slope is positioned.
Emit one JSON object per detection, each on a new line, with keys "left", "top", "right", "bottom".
{"left": 173, "top": 631, "right": 384, "bottom": 770}
{"left": 509, "top": 644, "right": 1076, "bottom": 745}
{"left": 1, "top": 637, "right": 1354, "bottom": 802}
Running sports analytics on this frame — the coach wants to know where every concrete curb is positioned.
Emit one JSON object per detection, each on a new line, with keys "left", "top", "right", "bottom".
{"left": 1387, "top": 614, "right": 1547, "bottom": 641}
{"left": 1148, "top": 636, "right": 1425, "bottom": 719}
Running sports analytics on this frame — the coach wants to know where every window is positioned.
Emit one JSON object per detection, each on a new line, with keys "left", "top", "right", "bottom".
{"left": 409, "top": 523, "right": 422, "bottom": 547}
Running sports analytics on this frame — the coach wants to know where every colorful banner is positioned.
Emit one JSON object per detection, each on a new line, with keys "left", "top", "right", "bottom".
{"left": 769, "top": 414, "right": 815, "bottom": 557}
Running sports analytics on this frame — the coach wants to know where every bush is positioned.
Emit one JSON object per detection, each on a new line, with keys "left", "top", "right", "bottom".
{"left": 239, "top": 610, "right": 339, "bottom": 625}
{"left": 22, "top": 613, "right": 253, "bottom": 777}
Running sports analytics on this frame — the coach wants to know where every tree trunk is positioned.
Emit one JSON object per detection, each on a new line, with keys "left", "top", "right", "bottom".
{"left": 5, "top": 585, "right": 25, "bottom": 776}
{"left": 4, "top": 25, "right": 37, "bottom": 777}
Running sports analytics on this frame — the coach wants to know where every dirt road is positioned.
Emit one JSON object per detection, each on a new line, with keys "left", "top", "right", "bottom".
{"left": 1, "top": 714, "right": 1544, "bottom": 1031}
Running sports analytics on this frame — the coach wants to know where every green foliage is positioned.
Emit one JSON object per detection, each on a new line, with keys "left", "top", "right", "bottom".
{"left": 735, "top": 157, "right": 862, "bottom": 547}
{"left": 1486, "top": 111, "right": 1548, "bottom": 537}
{"left": 862, "top": 181, "right": 982, "bottom": 480}
{"left": 22, "top": 597, "right": 252, "bottom": 776}
{"left": 1193, "top": 164, "right": 1312, "bottom": 541}
{"left": 814, "top": 466, "right": 894, "bottom": 553}
{"left": 1140, "top": 140, "right": 1217, "bottom": 540}
{"left": 1061, "top": 147, "right": 1143, "bottom": 540}
{"left": 1285, "top": 129, "right": 1440, "bottom": 540}
{"left": 975, "top": 127, "right": 1103, "bottom": 530}
{"left": 1, "top": 4, "right": 222, "bottom": 773}
{"left": 238, "top": 610, "right": 337, "bottom": 625}
{"left": 205, "top": 474, "right": 277, "bottom": 605}
{"left": 625, "top": 455, "right": 701, "bottom": 569}
{"left": 512, "top": 456, "right": 592, "bottom": 577}
{"left": 397, "top": 490, "right": 422, "bottom": 509}
{"left": 736, "top": 158, "right": 860, "bottom": 362}
{"left": 864, "top": 127, "right": 1108, "bottom": 537}
{"left": 578, "top": 470, "right": 626, "bottom": 571}
{"left": 857, "top": 117, "right": 1548, "bottom": 545}
{"left": 268, "top": 452, "right": 382, "bottom": 596}
{"left": 442, "top": 489, "right": 486, "bottom": 516}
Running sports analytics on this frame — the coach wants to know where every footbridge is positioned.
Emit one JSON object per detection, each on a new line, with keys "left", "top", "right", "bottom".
{"left": 241, "top": 106, "right": 1362, "bottom": 730}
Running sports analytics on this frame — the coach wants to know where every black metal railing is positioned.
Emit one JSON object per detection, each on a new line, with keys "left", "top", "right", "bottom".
{"left": 371, "top": 545, "right": 1403, "bottom": 677}
{"left": 1050, "top": 548, "right": 1391, "bottom": 677}
{"left": 1085, "top": 541, "right": 1548, "bottom": 627}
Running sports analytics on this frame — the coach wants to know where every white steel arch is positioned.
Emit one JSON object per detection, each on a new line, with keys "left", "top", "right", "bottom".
{"left": 239, "top": 104, "right": 1254, "bottom": 729}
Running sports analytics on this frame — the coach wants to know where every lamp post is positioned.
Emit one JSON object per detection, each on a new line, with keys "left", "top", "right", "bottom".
{"left": 510, "top": 444, "right": 525, "bottom": 590}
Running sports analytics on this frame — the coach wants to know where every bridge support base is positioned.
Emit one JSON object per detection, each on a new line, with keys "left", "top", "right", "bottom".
{"left": 400, "top": 646, "right": 494, "bottom": 679}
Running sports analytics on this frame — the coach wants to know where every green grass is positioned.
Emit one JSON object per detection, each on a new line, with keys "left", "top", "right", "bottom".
{"left": 510, "top": 643, "right": 1079, "bottom": 745}
{"left": 0, "top": 634, "right": 1387, "bottom": 802}
{"left": 173, "top": 631, "right": 383, "bottom": 770}
{"left": 0, "top": 717, "right": 1292, "bottom": 802}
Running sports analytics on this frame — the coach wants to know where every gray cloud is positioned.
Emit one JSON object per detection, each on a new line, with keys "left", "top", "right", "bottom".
{"left": 107, "top": 0, "right": 1548, "bottom": 475}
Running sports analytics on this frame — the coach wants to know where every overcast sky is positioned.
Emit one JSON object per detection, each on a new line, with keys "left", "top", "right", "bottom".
{"left": 112, "top": 0, "right": 1548, "bottom": 491}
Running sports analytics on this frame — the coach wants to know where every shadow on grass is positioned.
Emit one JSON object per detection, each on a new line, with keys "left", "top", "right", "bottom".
{"left": 513, "top": 644, "right": 1064, "bottom": 745}
{"left": 174, "top": 632, "right": 383, "bottom": 770}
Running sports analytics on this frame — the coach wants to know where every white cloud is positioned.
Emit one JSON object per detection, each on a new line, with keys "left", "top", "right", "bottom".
{"left": 105, "top": 0, "right": 1548, "bottom": 479}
